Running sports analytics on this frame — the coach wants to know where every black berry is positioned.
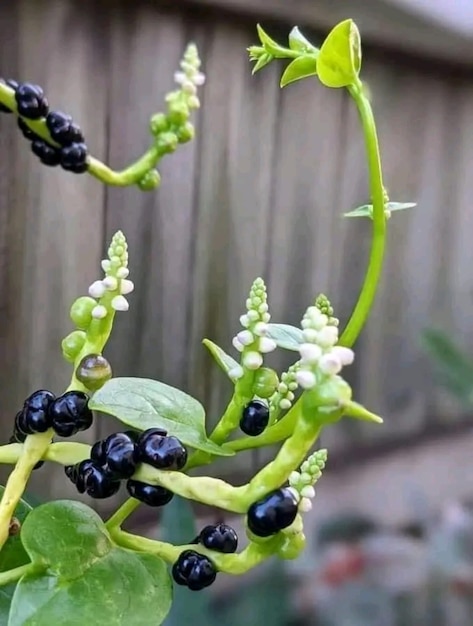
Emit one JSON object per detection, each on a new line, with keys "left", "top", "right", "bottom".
{"left": 46, "top": 111, "right": 84, "bottom": 146}
{"left": 240, "top": 400, "right": 269, "bottom": 437}
{"left": 172, "top": 550, "right": 217, "bottom": 591}
{"left": 31, "top": 139, "right": 60, "bottom": 166}
{"left": 0, "top": 79, "right": 18, "bottom": 113}
{"left": 126, "top": 479, "right": 174, "bottom": 507}
{"left": 70, "top": 459, "right": 120, "bottom": 499}
{"left": 17, "top": 118, "right": 38, "bottom": 140}
{"left": 90, "top": 439, "right": 106, "bottom": 464}
{"left": 137, "top": 431, "right": 187, "bottom": 471}
{"left": 18, "top": 390, "right": 55, "bottom": 434}
{"left": 102, "top": 432, "right": 138, "bottom": 479}
{"left": 198, "top": 523, "right": 238, "bottom": 554}
{"left": 48, "top": 391, "right": 93, "bottom": 438}
{"left": 15, "top": 83, "right": 48, "bottom": 119}
{"left": 60, "top": 142, "right": 88, "bottom": 173}
{"left": 246, "top": 487, "right": 299, "bottom": 537}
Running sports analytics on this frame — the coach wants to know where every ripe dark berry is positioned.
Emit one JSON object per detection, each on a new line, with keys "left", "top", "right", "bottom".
{"left": 247, "top": 487, "right": 299, "bottom": 537}
{"left": 24, "top": 389, "right": 55, "bottom": 412}
{"left": 64, "top": 464, "right": 79, "bottom": 484}
{"left": 71, "top": 459, "right": 120, "bottom": 499}
{"left": 102, "top": 432, "right": 137, "bottom": 479}
{"left": 240, "top": 400, "right": 270, "bottom": 437}
{"left": 90, "top": 439, "right": 106, "bottom": 464}
{"left": 137, "top": 432, "right": 187, "bottom": 471}
{"left": 15, "top": 83, "right": 48, "bottom": 119}
{"left": 31, "top": 139, "right": 60, "bottom": 166}
{"left": 60, "top": 142, "right": 88, "bottom": 173}
{"left": 198, "top": 523, "right": 238, "bottom": 554}
{"left": 172, "top": 550, "right": 217, "bottom": 591}
{"left": 48, "top": 391, "right": 93, "bottom": 438}
{"left": 0, "top": 79, "right": 18, "bottom": 112}
{"left": 17, "top": 118, "right": 38, "bottom": 140}
{"left": 18, "top": 390, "right": 55, "bottom": 434}
{"left": 46, "top": 111, "right": 85, "bottom": 146}
{"left": 126, "top": 479, "right": 174, "bottom": 507}
{"left": 138, "top": 428, "right": 167, "bottom": 443}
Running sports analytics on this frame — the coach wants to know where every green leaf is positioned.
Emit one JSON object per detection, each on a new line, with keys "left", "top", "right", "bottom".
{"left": 0, "top": 487, "right": 33, "bottom": 623}
{"left": 9, "top": 501, "right": 172, "bottom": 626}
{"left": 343, "top": 401, "right": 383, "bottom": 424}
{"left": 317, "top": 19, "right": 362, "bottom": 88}
{"left": 288, "top": 26, "right": 318, "bottom": 53}
{"left": 256, "top": 24, "right": 291, "bottom": 58}
{"left": 280, "top": 55, "right": 318, "bottom": 87}
{"left": 265, "top": 324, "right": 304, "bottom": 351}
{"left": 203, "top": 338, "right": 240, "bottom": 379}
{"left": 89, "top": 377, "right": 233, "bottom": 457}
{"left": 343, "top": 201, "right": 417, "bottom": 219}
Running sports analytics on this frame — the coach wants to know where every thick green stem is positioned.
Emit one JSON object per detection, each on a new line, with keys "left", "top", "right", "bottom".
{"left": 105, "top": 498, "right": 141, "bottom": 530}
{"left": 0, "top": 562, "right": 43, "bottom": 587}
{"left": 339, "top": 80, "right": 387, "bottom": 348}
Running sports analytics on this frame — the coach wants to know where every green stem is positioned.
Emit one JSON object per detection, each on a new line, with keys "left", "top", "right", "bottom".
{"left": 339, "top": 80, "right": 387, "bottom": 348}
{"left": 111, "top": 529, "right": 282, "bottom": 575}
{"left": 0, "top": 562, "right": 43, "bottom": 587}
{"left": 105, "top": 498, "right": 141, "bottom": 530}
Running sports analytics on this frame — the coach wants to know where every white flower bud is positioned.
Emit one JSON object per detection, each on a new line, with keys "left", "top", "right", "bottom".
{"left": 259, "top": 337, "right": 277, "bottom": 353}
{"left": 258, "top": 302, "right": 269, "bottom": 314}
{"left": 299, "top": 343, "right": 322, "bottom": 365}
{"left": 289, "top": 471, "right": 301, "bottom": 487}
{"left": 300, "top": 472, "right": 312, "bottom": 485}
{"left": 116, "top": 267, "right": 130, "bottom": 279}
{"left": 245, "top": 298, "right": 252, "bottom": 309}
{"left": 318, "top": 353, "right": 342, "bottom": 375}
{"left": 237, "top": 330, "right": 254, "bottom": 346}
{"left": 174, "top": 71, "right": 186, "bottom": 85}
{"left": 317, "top": 325, "right": 339, "bottom": 348}
{"left": 243, "top": 351, "right": 263, "bottom": 370}
{"left": 331, "top": 346, "right": 355, "bottom": 366}
{"left": 253, "top": 322, "right": 268, "bottom": 337}
{"left": 288, "top": 382, "right": 298, "bottom": 391}
{"left": 88, "top": 280, "right": 106, "bottom": 299}
{"left": 286, "top": 391, "right": 295, "bottom": 402}
{"left": 296, "top": 370, "right": 317, "bottom": 389}
{"left": 278, "top": 382, "right": 288, "bottom": 394}
{"left": 299, "top": 497, "right": 313, "bottom": 513}
{"left": 91, "top": 305, "right": 107, "bottom": 319}
{"left": 287, "top": 487, "right": 300, "bottom": 502}
{"left": 239, "top": 314, "right": 250, "bottom": 328}
{"left": 120, "top": 279, "right": 135, "bottom": 295}
{"left": 102, "top": 276, "right": 118, "bottom": 291}
{"left": 301, "top": 318, "right": 312, "bottom": 329}
{"left": 261, "top": 312, "right": 271, "bottom": 323}
{"left": 301, "top": 485, "right": 316, "bottom": 499}
{"left": 279, "top": 398, "right": 292, "bottom": 410}
{"left": 101, "top": 260, "right": 111, "bottom": 272}
{"left": 302, "top": 329, "right": 318, "bottom": 343}
{"left": 193, "top": 71, "right": 206, "bottom": 86}
{"left": 247, "top": 310, "right": 259, "bottom": 322}
{"left": 232, "top": 337, "right": 244, "bottom": 352}
{"left": 111, "top": 295, "right": 129, "bottom": 312}
{"left": 228, "top": 365, "right": 244, "bottom": 380}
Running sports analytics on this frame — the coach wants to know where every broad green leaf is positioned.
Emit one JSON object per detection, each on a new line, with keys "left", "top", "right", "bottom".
{"left": 288, "top": 27, "right": 318, "bottom": 53}
{"left": 161, "top": 498, "right": 214, "bottom": 626}
{"left": 343, "top": 201, "right": 416, "bottom": 219}
{"left": 265, "top": 324, "right": 304, "bottom": 351}
{"left": 0, "top": 487, "right": 33, "bottom": 623}
{"left": 9, "top": 501, "right": 172, "bottom": 626}
{"left": 89, "top": 378, "right": 233, "bottom": 457}
{"left": 203, "top": 339, "right": 240, "bottom": 378}
{"left": 256, "top": 24, "right": 290, "bottom": 59}
{"left": 317, "top": 19, "right": 362, "bottom": 88}
{"left": 280, "top": 55, "right": 318, "bottom": 87}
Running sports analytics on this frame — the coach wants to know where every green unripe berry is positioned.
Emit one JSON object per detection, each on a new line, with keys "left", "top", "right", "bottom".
{"left": 70, "top": 296, "right": 97, "bottom": 330}
{"left": 138, "top": 169, "right": 161, "bottom": 191}
{"left": 176, "top": 122, "right": 195, "bottom": 144}
{"left": 253, "top": 367, "right": 279, "bottom": 399}
{"left": 168, "top": 102, "right": 189, "bottom": 126}
{"left": 149, "top": 113, "right": 169, "bottom": 136}
{"left": 62, "top": 331, "right": 87, "bottom": 363}
{"left": 75, "top": 353, "right": 112, "bottom": 391}
{"left": 156, "top": 132, "right": 178, "bottom": 154}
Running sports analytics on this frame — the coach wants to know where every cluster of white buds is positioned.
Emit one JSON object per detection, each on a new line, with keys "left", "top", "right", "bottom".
{"left": 87, "top": 231, "right": 134, "bottom": 319}
{"left": 289, "top": 449, "right": 327, "bottom": 513}
{"left": 230, "top": 278, "right": 277, "bottom": 379}
{"left": 315, "top": 293, "right": 339, "bottom": 327}
{"left": 173, "top": 43, "right": 205, "bottom": 109}
{"left": 270, "top": 361, "right": 301, "bottom": 412}
{"left": 295, "top": 305, "right": 354, "bottom": 391}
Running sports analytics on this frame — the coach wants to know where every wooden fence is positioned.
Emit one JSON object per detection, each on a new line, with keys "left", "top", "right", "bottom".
{"left": 1, "top": 0, "right": 473, "bottom": 510}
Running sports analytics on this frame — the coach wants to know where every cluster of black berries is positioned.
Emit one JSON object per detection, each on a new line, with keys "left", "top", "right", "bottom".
{"left": 172, "top": 523, "right": 238, "bottom": 591}
{"left": 65, "top": 427, "right": 188, "bottom": 501}
{"left": 239, "top": 399, "right": 270, "bottom": 436}
{"left": 9, "top": 390, "right": 93, "bottom": 469}
{"left": 0, "top": 78, "right": 88, "bottom": 173}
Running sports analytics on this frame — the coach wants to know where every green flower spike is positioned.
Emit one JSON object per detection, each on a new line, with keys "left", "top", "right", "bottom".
{"left": 289, "top": 449, "right": 327, "bottom": 513}
{"left": 270, "top": 361, "right": 301, "bottom": 414}
{"left": 315, "top": 294, "right": 339, "bottom": 327}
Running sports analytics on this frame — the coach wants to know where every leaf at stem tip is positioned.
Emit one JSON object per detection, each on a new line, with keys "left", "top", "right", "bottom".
{"left": 9, "top": 501, "right": 171, "bottom": 626}
{"left": 256, "top": 24, "right": 291, "bottom": 58}
{"left": 203, "top": 338, "right": 240, "bottom": 378}
{"left": 288, "top": 26, "right": 318, "bottom": 53}
{"left": 265, "top": 324, "right": 304, "bottom": 351}
{"left": 317, "top": 19, "right": 362, "bottom": 88}
{"left": 89, "top": 377, "right": 234, "bottom": 456}
{"left": 280, "top": 55, "right": 318, "bottom": 87}
{"left": 343, "top": 201, "right": 417, "bottom": 219}
{"left": 343, "top": 400, "right": 383, "bottom": 424}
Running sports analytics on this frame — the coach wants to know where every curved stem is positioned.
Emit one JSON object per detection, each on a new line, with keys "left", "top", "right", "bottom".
{"left": 0, "top": 562, "right": 43, "bottom": 587}
{"left": 105, "top": 498, "right": 141, "bottom": 530}
{"left": 339, "top": 80, "right": 387, "bottom": 348}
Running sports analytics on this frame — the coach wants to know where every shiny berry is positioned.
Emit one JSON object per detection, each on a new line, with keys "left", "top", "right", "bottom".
{"left": 102, "top": 432, "right": 137, "bottom": 479}
{"left": 0, "top": 79, "right": 18, "bottom": 112}
{"left": 31, "top": 139, "right": 60, "bottom": 166}
{"left": 60, "top": 142, "right": 88, "bottom": 173}
{"left": 198, "top": 523, "right": 238, "bottom": 553}
{"left": 24, "top": 390, "right": 55, "bottom": 412}
{"left": 19, "top": 390, "right": 55, "bottom": 434}
{"left": 90, "top": 439, "right": 106, "bottom": 464}
{"left": 73, "top": 459, "right": 120, "bottom": 499}
{"left": 126, "top": 479, "right": 174, "bottom": 507}
{"left": 138, "top": 428, "right": 167, "bottom": 443}
{"left": 49, "top": 391, "right": 93, "bottom": 437}
{"left": 64, "top": 464, "right": 79, "bottom": 484}
{"left": 46, "top": 111, "right": 84, "bottom": 146}
{"left": 240, "top": 400, "right": 269, "bottom": 437}
{"left": 75, "top": 354, "right": 112, "bottom": 391}
{"left": 172, "top": 550, "right": 217, "bottom": 591}
{"left": 17, "top": 118, "right": 38, "bottom": 140}
{"left": 15, "top": 83, "right": 48, "bottom": 119}
{"left": 247, "top": 487, "right": 299, "bottom": 537}
{"left": 137, "top": 432, "right": 187, "bottom": 471}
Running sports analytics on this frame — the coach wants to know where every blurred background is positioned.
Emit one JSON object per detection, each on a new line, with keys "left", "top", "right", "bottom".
{"left": 1, "top": 0, "right": 473, "bottom": 624}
